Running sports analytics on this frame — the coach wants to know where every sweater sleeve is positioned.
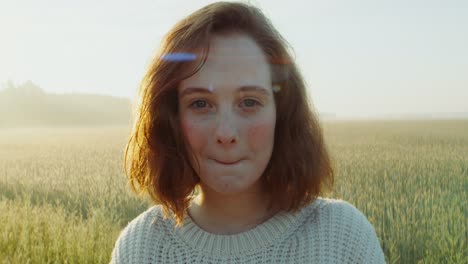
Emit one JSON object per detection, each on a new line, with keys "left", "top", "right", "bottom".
{"left": 109, "top": 220, "right": 133, "bottom": 264}
{"left": 109, "top": 206, "right": 163, "bottom": 264}
{"left": 357, "top": 212, "right": 386, "bottom": 263}
{"left": 339, "top": 201, "right": 386, "bottom": 263}
{"left": 110, "top": 238, "right": 123, "bottom": 263}
{"left": 319, "top": 199, "right": 386, "bottom": 263}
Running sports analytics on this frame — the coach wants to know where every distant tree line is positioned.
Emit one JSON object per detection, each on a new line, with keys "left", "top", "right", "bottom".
{"left": 1, "top": 80, "right": 46, "bottom": 96}
{"left": 0, "top": 80, "right": 132, "bottom": 128}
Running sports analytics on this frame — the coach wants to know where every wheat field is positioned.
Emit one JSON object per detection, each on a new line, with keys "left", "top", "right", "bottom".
{"left": 0, "top": 120, "right": 466, "bottom": 263}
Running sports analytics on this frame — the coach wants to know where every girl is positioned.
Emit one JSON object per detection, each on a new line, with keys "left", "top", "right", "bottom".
{"left": 111, "top": 2, "right": 386, "bottom": 263}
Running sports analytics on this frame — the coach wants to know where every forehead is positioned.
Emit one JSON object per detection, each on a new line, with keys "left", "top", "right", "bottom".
{"left": 179, "top": 33, "right": 272, "bottom": 93}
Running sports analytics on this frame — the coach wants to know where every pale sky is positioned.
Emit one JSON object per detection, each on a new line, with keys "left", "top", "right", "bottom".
{"left": 1, "top": 0, "right": 467, "bottom": 118}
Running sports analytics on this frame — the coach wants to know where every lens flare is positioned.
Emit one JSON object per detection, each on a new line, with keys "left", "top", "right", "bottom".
{"left": 160, "top": 52, "right": 197, "bottom": 62}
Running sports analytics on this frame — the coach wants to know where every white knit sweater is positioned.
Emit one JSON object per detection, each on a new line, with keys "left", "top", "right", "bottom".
{"left": 110, "top": 197, "right": 386, "bottom": 263}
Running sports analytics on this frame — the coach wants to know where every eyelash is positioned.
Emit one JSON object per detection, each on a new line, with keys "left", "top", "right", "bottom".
{"left": 188, "top": 98, "right": 262, "bottom": 111}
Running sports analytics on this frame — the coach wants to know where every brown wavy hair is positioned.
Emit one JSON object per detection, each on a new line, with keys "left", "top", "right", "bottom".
{"left": 124, "top": 1, "right": 334, "bottom": 227}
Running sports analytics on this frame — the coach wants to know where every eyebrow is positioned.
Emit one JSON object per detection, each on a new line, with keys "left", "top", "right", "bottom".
{"left": 179, "top": 85, "right": 270, "bottom": 98}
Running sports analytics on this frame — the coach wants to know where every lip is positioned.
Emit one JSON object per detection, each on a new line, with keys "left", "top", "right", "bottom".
{"left": 212, "top": 159, "right": 243, "bottom": 165}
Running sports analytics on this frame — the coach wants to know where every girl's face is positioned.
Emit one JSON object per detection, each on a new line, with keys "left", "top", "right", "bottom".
{"left": 178, "top": 33, "right": 276, "bottom": 195}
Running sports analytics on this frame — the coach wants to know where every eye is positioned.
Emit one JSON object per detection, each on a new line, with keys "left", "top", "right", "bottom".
{"left": 241, "top": 98, "right": 262, "bottom": 108}
{"left": 189, "top": 99, "right": 211, "bottom": 109}
{"left": 187, "top": 98, "right": 261, "bottom": 112}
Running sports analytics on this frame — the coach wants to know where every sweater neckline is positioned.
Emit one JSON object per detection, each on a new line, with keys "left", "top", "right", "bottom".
{"left": 168, "top": 198, "right": 323, "bottom": 256}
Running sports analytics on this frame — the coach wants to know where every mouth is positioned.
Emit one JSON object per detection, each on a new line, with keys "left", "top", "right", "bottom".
{"left": 212, "top": 159, "right": 243, "bottom": 165}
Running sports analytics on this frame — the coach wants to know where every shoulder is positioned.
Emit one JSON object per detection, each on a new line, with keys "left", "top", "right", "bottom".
{"left": 110, "top": 205, "right": 168, "bottom": 264}
{"left": 303, "top": 197, "right": 386, "bottom": 263}
{"left": 313, "top": 197, "right": 371, "bottom": 225}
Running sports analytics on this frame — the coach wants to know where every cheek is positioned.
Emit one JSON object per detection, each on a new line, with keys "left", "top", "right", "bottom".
{"left": 181, "top": 118, "right": 209, "bottom": 152}
{"left": 247, "top": 120, "right": 275, "bottom": 150}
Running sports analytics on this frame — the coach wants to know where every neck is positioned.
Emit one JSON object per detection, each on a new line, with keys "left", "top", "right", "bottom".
{"left": 188, "top": 183, "right": 279, "bottom": 235}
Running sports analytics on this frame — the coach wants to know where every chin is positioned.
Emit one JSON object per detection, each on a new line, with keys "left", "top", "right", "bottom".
{"left": 206, "top": 180, "right": 245, "bottom": 194}
{"left": 200, "top": 174, "right": 262, "bottom": 195}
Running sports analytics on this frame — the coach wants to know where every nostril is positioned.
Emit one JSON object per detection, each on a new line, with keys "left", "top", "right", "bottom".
{"left": 215, "top": 121, "right": 238, "bottom": 144}
{"left": 217, "top": 137, "right": 237, "bottom": 144}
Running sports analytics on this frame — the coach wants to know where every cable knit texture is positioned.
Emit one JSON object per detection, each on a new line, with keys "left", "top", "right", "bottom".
{"left": 110, "top": 197, "right": 386, "bottom": 263}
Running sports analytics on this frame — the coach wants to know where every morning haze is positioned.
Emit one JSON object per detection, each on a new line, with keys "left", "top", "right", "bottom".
{"left": 0, "top": 0, "right": 467, "bottom": 119}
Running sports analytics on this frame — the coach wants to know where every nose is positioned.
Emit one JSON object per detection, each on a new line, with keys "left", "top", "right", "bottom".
{"left": 215, "top": 109, "right": 239, "bottom": 146}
